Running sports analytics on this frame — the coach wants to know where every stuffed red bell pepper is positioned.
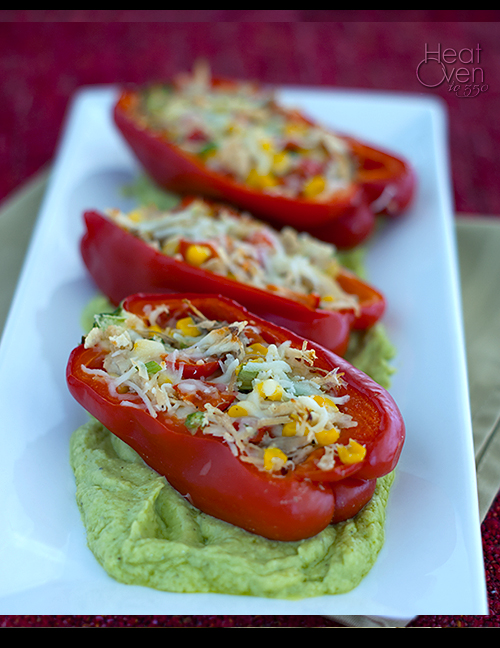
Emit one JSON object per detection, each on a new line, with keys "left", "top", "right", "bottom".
{"left": 113, "top": 61, "right": 416, "bottom": 249}
{"left": 66, "top": 293, "right": 405, "bottom": 542}
{"left": 80, "top": 197, "right": 386, "bottom": 356}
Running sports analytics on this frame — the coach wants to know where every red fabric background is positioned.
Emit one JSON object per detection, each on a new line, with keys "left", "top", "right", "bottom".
{"left": 1, "top": 11, "right": 499, "bottom": 628}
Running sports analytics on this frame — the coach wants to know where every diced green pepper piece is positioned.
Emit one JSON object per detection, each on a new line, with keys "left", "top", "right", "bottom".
{"left": 93, "top": 306, "right": 126, "bottom": 330}
{"left": 185, "top": 411, "right": 207, "bottom": 432}
{"left": 198, "top": 141, "right": 217, "bottom": 157}
{"left": 145, "top": 360, "right": 162, "bottom": 375}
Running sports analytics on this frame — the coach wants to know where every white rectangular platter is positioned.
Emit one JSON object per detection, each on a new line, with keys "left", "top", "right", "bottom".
{"left": 0, "top": 84, "right": 488, "bottom": 619}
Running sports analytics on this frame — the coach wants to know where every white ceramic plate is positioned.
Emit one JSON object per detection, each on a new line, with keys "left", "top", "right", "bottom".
{"left": 0, "top": 85, "right": 488, "bottom": 618}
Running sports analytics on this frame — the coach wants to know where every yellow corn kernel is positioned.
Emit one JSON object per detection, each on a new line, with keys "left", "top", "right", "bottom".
{"left": 337, "top": 439, "right": 367, "bottom": 465}
{"left": 303, "top": 175, "right": 326, "bottom": 198}
{"left": 259, "top": 138, "right": 274, "bottom": 152}
{"left": 315, "top": 427, "right": 340, "bottom": 446}
{"left": 312, "top": 394, "right": 338, "bottom": 411}
{"left": 247, "top": 342, "right": 268, "bottom": 357}
{"left": 176, "top": 316, "right": 200, "bottom": 337}
{"left": 256, "top": 379, "right": 283, "bottom": 401}
{"left": 282, "top": 419, "right": 298, "bottom": 437}
{"left": 157, "top": 374, "right": 173, "bottom": 386}
{"left": 246, "top": 168, "right": 279, "bottom": 190}
{"left": 227, "top": 404, "right": 248, "bottom": 418}
{"left": 272, "top": 151, "right": 290, "bottom": 174}
{"left": 185, "top": 244, "right": 212, "bottom": 267}
{"left": 321, "top": 295, "right": 336, "bottom": 304}
{"left": 263, "top": 447, "right": 288, "bottom": 471}
{"left": 128, "top": 209, "right": 144, "bottom": 223}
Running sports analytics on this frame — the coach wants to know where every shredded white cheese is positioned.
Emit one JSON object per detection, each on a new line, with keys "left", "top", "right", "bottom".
{"left": 135, "top": 61, "right": 355, "bottom": 202}
{"left": 83, "top": 301, "right": 362, "bottom": 474}
{"left": 106, "top": 200, "right": 360, "bottom": 315}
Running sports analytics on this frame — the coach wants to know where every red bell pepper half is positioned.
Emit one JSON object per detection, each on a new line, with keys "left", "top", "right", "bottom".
{"left": 80, "top": 207, "right": 386, "bottom": 356}
{"left": 112, "top": 77, "right": 416, "bottom": 249}
{"left": 66, "top": 293, "right": 405, "bottom": 541}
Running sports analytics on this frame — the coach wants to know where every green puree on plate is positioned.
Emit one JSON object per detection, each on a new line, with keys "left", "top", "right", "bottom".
{"left": 70, "top": 177, "right": 398, "bottom": 598}
{"left": 70, "top": 420, "right": 394, "bottom": 598}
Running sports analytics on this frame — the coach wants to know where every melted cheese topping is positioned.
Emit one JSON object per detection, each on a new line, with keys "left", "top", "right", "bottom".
{"left": 134, "top": 61, "right": 355, "bottom": 201}
{"left": 106, "top": 199, "right": 360, "bottom": 314}
{"left": 83, "top": 302, "right": 362, "bottom": 473}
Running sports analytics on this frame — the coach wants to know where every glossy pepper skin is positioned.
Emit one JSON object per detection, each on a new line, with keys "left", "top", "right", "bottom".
{"left": 113, "top": 85, "right": 416, "bottom": 249}
{"left": 66, "top": 293, "right": 405, "bottom": 542}
{"left": 80, "top": 208, "right": 386, "bottom": 357}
